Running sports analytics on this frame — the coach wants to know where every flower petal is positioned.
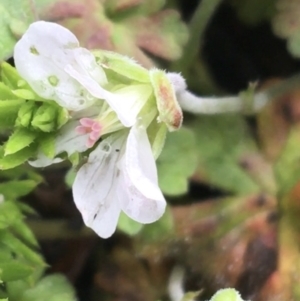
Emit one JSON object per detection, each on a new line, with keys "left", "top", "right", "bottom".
{"left": 118, "top": 169, "right": 166, "bottom": 223}
{"left": 73, "top": 133, "right": 126, "bottom": 237}
{"left": 88, "top": 185, "right": 122, "bottom": 238}
{"left": 119, "top": 125, "right": 166, "bottom": 223}
{"left": 14, "top": 21, "right": 95, "bottom": 110}
{"left": 55, "top": 120, "right": 90, "bottom": 155}
{"left": 72, "top": 48, "right": 108, "bottom": 86}
{"left": 29, "top": 154, "right": 63, "bottom": 168}
{"left": 66, "top": 62, "right": 151, "bottom": 127}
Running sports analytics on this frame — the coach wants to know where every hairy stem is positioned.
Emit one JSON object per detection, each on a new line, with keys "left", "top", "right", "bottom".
{"left": 177, "top": 73, "right": 300, "bottom": 114}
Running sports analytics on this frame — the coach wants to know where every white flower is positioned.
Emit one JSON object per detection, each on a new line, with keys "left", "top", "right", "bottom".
{"left": 72, "top": 123, "right": 166, "bottom": 238}
{"left": 14, "top": 21, "right": 149, "bottom": 127}
{"left": 13, "top": 21, "right": 181, "bottom": 238}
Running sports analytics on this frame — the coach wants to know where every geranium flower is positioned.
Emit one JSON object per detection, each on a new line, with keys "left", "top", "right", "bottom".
{"left": 13, "top": 21, "right": 183, "bottom": 238}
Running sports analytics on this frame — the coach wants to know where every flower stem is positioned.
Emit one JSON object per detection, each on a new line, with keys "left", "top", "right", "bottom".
{"left": 178, "top": 73, "right": 300, "bottom": 114}
{"left": 172, "top": 0, "right": 224, "bottom": 75}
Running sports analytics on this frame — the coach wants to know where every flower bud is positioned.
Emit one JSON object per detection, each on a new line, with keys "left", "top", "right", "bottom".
{"left": 150, "top": 69, "right": 183, "bottom": 131}
{"left": 16, "top": 101, "right": 36, "bottom": 127}
{"left": 31, "top": 103, "right": 57, "bottom": 132}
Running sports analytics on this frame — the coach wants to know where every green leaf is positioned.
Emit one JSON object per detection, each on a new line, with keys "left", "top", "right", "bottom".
{"left": 12, "top": 89, "right": 37, "bottom": 100}
{"left": 0, "top": 165, "right": 43, "bottom": 183}
{"left": 138, "top": 206, "right": 173, "bottom": 243}
{"left": 1, "top": 62, "right": 27, "bottom": 89}
{"left": 12, "top": 220, "right": 39, "bottom": 247}
{"left": 117, "top": 212, "right": 144, "bottom": 236}
{"left": 230, "top": 0, "right": 275, "bottom": 26}
{"left": 275, "top": 125, "right": 300, "bottom": 196}
{"left": 0, "top": 99, "right": 25, "bottom": 128}
{"left": 191, "top": 115, "right": 260, "bottom": 195}
{"left": 5, "top": 128, "right": 37, "bottom": 155}
{"left": 0, "top": 82, "right": 18, "bottom": 100}
{"left": 0, "top": 1, "right": 34, "bottom": 60}
{"left": 157, "top": 127, "right": 197, "bottom": 196}
{"left": 0, "top": 144, "right": 37, "bottom": 170}
{"left": 20, "top": 274, "right": 76, "bottom": 301}
{"left": 0, "top": 232, "right": 44, "bottom": 266}
{"left": 39, "top": 133, "right": 56, "bottom": 158}
{"left": 0, "top": 180, "right": 39, "bottom": 199}
{"left": 0, "top": 262, "right": 33, "bottom": 282}
{"left": 0, "top": 202, "right": 23, "bottom": 229}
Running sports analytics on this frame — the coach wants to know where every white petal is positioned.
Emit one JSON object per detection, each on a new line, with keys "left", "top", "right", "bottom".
{"left": 29, "top": 154, "right": 63, "bottom": 168}
{"left": 55, "top": 120, "right": 90, "bottom": 155}
{"left": 14, "top": 21, "right": 95, "bottom": 110}
{"left": 73, "top": 48, "right": 108, "bottom": 86}
{"left": 88, "top": 185, "right": 121, "bottom": 238}
{"left": 73, "top": 134, "right": 126, "bottom": 237}
{"left": 118, "top": 168, "right": 166, "bottom": 223}
{"left": 16, "top": 21, "right": 79, "bottom": 59}
{"left": 66, "top": 62, "right": 150, "bottom": 127}
{"left": 119, "top": 125, "right": 166, "bottom": 223}
{"left": 112, "top": 84, "right": 152, "bottom": 125}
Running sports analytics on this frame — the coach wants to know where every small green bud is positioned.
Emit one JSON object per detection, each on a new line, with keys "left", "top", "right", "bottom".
{"left": 31, "top": 103, "right": 57, "bottom": 132}
{"left": 16, "top": 101, "right": 36, "bottom": 127}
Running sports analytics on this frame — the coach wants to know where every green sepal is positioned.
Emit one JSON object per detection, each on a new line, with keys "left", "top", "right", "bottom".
{"left": 147, "top": 122, "right": 167, "bottom": 159}
{"left": 69, "top": 152, "right": 80, "bottom": 166}
{"left": 0, "top": 0, "right": 34, "bottom": 60}
{"left": 0, "top": 144, "right": 37, "bottom": 170}
{"left": 56, "top": 107, "right": 70, "bottom": 129}
{"left": 0, "top": 99, "right": 25, "bottom": 127}
{"left": 65, "top": 168, "right": 76, "bottom": 188}
{"left": 4, "top": 128, "right": 36, "bottom": 155}
{"left": 94, "top": 50, "right": 150, "bottom": 83}
{"left": 150, "top": 69, "right": 182, "bottom": 131}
